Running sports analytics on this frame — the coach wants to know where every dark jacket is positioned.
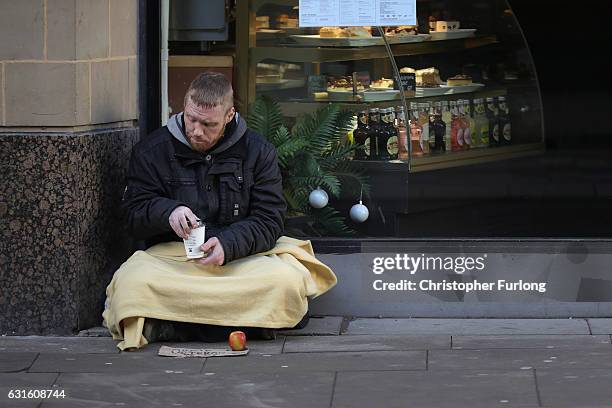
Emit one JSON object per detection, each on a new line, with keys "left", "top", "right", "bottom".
{"left": 122, "top": 112, "right": 286, "bottom": 264}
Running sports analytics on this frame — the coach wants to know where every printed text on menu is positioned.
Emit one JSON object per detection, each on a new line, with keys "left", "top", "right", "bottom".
{"left": 299, "top": 0, "right": 416, "bottom": 27}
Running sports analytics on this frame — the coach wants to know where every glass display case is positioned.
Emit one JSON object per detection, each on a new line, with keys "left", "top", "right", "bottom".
{"left": 237, "top": 0, "right": 543, "bottom": 169}
{"left": 235, "top": 0, "right": 546, "bottom": 238}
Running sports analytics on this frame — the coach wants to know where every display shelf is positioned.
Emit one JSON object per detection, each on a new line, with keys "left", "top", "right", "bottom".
{"left": 277, "top": 89, "right": 508, "bottom": 117}
{"left": 352, "top": 143, "right": 545, "bottom": 173}
{"left": 251, "top": 36, "right": 498, "bottom": 63}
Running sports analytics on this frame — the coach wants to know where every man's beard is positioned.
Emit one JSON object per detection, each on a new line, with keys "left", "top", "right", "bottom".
{"left": 187, "top": 122, "right": 227, "bottom": 153}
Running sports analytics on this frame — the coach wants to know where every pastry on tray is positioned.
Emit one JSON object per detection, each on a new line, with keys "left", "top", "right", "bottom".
{"left": 256, "top": 63, "right": 282, "bottom": 83}
{"left": 370, "top": 78, "right": 394, "bottom": 89}
{"left": 276, "top": 13, "right": 298, "bottom": 28}
{"left": 319, "top": 27, "right": 341, "bottom": 37}
{"left": 256, "top": 16, "right": 270, "bottom": 29}
{"left": 415, "top": 68, "right": 443, "bottom": 87}
{"left": 256, "top": 62, "right": 280, "bottom": 76}
{"left": 327, "top": 77, "right": 365, "bottom": 92}
{"left": 344, "top": 26, "right": 372, "bottom": 38}
{"left": 280, "top": 63, "right": 302, "bottom": 80}
{"left": 446, "top": 74, "right": 473, "bottom": 86}
{"left": 385, "top": 25, "right": 419, "bottom": 36}
{"left": 319, "top": 26, "right": 372, "bottom": 38}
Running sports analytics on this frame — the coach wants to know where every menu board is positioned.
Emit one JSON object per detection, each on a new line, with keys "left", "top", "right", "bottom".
{"left": 299, "top": 0, "right": 417, "bottom": 28}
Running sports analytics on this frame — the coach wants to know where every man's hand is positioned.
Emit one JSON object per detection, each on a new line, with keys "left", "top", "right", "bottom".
{"left": 169, "top": 206, "right": 199, "bottom": 239}
{"left": 197, "top": 237, "right": 225, "bottom": 266}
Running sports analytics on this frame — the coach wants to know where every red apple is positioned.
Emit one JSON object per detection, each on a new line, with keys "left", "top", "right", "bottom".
{"left": 228, "top": 331, "right": 247, "bottom": 351}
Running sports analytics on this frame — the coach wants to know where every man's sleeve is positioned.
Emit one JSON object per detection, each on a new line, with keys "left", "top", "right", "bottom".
{"left": 215, "top": 145, "right": 287, "bottom": 264}
{"left": 122, "top": 146, "right": 186, "bottom": 240}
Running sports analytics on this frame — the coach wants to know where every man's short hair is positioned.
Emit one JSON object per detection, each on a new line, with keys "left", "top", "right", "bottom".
{"left": 184, "top": 72, "right": 233, "bottom": 109}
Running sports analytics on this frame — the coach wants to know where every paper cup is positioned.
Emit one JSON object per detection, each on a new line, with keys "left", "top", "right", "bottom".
{"left": 183, "top": 224, "right": 206, "bottom": 259}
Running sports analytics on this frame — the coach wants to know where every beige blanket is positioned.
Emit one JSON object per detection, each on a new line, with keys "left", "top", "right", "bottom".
{"left": 102, "top": 236, "right": 337, "bottom": 350}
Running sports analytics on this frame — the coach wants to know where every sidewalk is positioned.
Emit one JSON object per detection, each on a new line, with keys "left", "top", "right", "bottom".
{"left": 2, "top": 318, "right": 612, "bottom": 407}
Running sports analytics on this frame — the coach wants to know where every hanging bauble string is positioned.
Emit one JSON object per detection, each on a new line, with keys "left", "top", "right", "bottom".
{"left": 309, "top": 187, "right": 329, "bottom": 209}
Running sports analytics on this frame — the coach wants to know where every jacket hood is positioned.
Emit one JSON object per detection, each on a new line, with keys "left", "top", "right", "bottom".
{"left": 167, "top": 111, "right": 247, "bottom": 155}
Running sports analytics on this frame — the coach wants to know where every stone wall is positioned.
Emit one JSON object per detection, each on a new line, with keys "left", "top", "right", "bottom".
{"left": 0, "top": 0, "right": 140, "bottom": 334}
{"left": 0, "top": 0, "right": 138, "bottom": 126}
{"left": 0, "top": 129, "right": 139, "bottom": 334}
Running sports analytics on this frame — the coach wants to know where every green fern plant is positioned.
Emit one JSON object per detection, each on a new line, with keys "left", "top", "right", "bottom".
{"left": 247, "top": 95, "right": 370, "bottom": 237}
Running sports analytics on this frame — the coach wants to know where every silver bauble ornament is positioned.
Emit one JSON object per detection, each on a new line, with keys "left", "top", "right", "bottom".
{"left": 350, "top": 201, "right": 369, "bottom": 223}
{"left": 309, "top": 188, "right": 329, "bottom": 209}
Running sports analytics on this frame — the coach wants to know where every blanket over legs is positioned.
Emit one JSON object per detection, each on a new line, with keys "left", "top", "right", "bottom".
{"left": 102, "top": 236, "right": 337, "bottom": 350}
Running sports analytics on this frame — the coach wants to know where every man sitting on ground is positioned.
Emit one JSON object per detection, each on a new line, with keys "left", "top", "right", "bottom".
{"left": 121, "top": 72, "right": 292, "bottom": 342}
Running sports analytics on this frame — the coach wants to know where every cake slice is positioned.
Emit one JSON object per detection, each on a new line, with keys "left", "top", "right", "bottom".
{"left": 446, "top": 74, "right": 473, "bottom": 86}
{"left": 416, "top": 68, "right": 443, "bottom": 87}
{"left": 344, "top": 26, "right": 372, "bottom": 38}
{"left": 319, "top": 27, "right": 344, "bottom": 38}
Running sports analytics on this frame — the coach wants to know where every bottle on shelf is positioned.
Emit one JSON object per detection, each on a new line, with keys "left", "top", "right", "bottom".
{"left": 464, "top": 99, "right": 478, "bottom": 148}
{"left": 474, "top": 98, "right": 490, "bottom": 147}
{"left": 409, "top": 102, "right": 424, "bottom": 157}
{"left": 458, "top": 99, "right": 471, "bottom": 149}
{"left": 418, "top": 102, "right": 430, "bottom": 155}
{"left": 441, "top": 100, "right": 452, "bottom": 152}
{"left": 498, "top": 96, "right": 512, "bottom": 145}
{"left": 353, "top": 110, "right": 369, "bottom": 160}
{"left": 428, "top": 103, "right": 437, "bottom": 153}
{"left": 486, "top": 97, "right": 500, "bottom": 147}
{"left": 432, "top": 101, "right": 447, "bottom": 153}
{"left": 368, "top": 108, "right": 382, "bottom": 160}
{"left": 450, "top": 100, "right": 464, "bottom": 151}
{"left": 395, "top": 106, "right": 409, "bottom": 161}
{"left": 386, "top": 108, "right": 399, "bottom": 160}
{"left": 377, "top": 108, "right": 391, "bottom": 161}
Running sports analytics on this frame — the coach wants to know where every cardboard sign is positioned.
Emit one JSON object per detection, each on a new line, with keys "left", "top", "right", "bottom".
{"left": 158, "top": 345, "right": 249, "bottom": 358}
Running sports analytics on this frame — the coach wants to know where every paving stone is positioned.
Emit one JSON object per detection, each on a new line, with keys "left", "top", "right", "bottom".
{"left": 0, "top": 373, "right": 58, "bottom": 408}
{"left": 429, "top": 348, "right": 612, "bottom": 370}
{"left": 204, "top": 351, "right": 425, "bottom": 373}
{"left": 587, "top": 319, "right": 612, "bottom": 334}
{"left": 332, "top": 370, "right": 539, "bottom": 407}
{"left": 29, "top": 353, "right": 204, "bottom": 374}
{"left": 345, "top": 318, "right": 590, "bottom": 335}
{"left": 278, "top": 316, "right": 343, "bottom": 336}
{"left": 284, "top": 335, "right": 450, "bottom": 353}
{"left": 536, "top": 369, "right": 612, "bottom": 407}
{"left": 76, "top": 327, "right": 111, "bottom": 337}
{"left": 0, "top": 337, "right": 119, "bottom": 354}
{"left": 134, "top": 338, "right": 285, "bottom": 356}
{"left": 453, "top": 335, "right": 611, "bottom": 350}
{"left": 0, "top": 353, "right": 38, "bottom": 373}
{"left": 39, "top": 371, "right": 334, "bottom": 407}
